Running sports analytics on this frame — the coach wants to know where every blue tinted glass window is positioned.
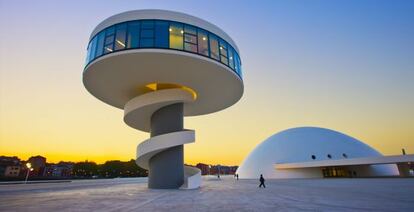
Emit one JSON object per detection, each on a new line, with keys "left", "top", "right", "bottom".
{"left": 106, "top": 26, "right": 115, "bottom": 35}
{"left": 234, "top": 53, "right": 239, "bottom": 73}
{"left": 95, "top": 31, "right": 105, "bottom": 57}
{"left": 183, "top": 24, "right": 197, "bottom": 53}
{"left": 184, "top": 25, "right": 197, "bottom": 35}
{"left": 141, "top": 20, "right": 154, "bottom": 29}
{"left": 197, "top": 29, "right": 209, "bottom": 56}
{"left": 105, "top": 35, "right": 114, "bottom": 44}
{"left": 104, "top": 44, "right": 113, "bottom": 53}
{"left": 85, "top": 42, "right": 91, "bottom": 64}
{"left": 89, "top": 37, "right": 97, "bottom": 62}
{"left": 238, "top": 60, "right": 242, "bottom": 77}
{"left": 154, "top": 21, "right": 169, "bottom": 48}
{"left": 234, "top": 53, "right": 242, "bottom": 77}
{"left": 141, "top": 29, "right": 153, "bottom": 38}
{"left": 140, "top": 21, "right": 154, "bottom": 47}
{"left": 228, "top": 47, "right": 235, "bottom": 70}
{"left": 219, "top": 40, "right": 228, "bottom": 65}
{"left": 114, "top": 23, "right": 127, "bottom": 51}
{"left": 127, "top": 22, "right": 140, "bottom": 48}
{"left": 140, "top": 38, "right": 154, "bottom": 47}
{"left": 104, "top": 27, "right": 115, "bottom": 54}
{"left": 209, "top": 34, "right": 219, "bottom": 60}
{"left": 86, "top": 19, "right": 241, "bottom": 77}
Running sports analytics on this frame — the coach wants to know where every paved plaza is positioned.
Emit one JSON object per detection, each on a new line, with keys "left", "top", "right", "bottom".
{"left": 0, "top": 176, "right": 413, "bottom": 211}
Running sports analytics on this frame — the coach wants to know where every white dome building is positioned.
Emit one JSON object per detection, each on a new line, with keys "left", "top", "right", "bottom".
{"left": 236, "top": 127, "right": 399, "bottom": 179}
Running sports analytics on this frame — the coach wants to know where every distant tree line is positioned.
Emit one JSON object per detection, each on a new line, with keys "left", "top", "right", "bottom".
{"left": 72, "top": 159, "right": 147, "bottom": 178}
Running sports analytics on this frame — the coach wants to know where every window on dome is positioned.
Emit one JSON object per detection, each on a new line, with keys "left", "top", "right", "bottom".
{"left": 95, "top": 31, "right": 105, "bottom": 57}
{"left": 197, "top": 29, "right": 209, "bottom": 56}
{"left": 86, "top": 36, "right": 97, "bottom": 64}
{"left": 127, "top": 22, "right": 140, "bottom": 48}
{"left": 228, "top": 47, "right": 235, "bottom": 69}
{"left": 184, "top": 33, "right": 197, "bottom": 44}
{"left": 154, "top": 21, "right": 169, "bottom": 48}
{"left": 103, "top": 26, "right": 115, "bottom": 54}
{"left": 106, "top": 26, "right": 115, "bottom": 35}
{"left": 140, "top": 21, "right": 154, "bottom": 48}
{"left": 219, "top": 39, "right": 228, "bottom": 65}
{"left": 104, "top": 44, "right": 113, "bottom": 54}
{"left": 209, "top": 34, "right": 219, "bottom": 61}
{"left": 183, "top": 25, "right": 198, "bottom": 53}
{"left": 184, "top": 25, "right": 197, "bottom": 35}
{"left": 114, "top": 23, "right": 127, "bottom": 51}
{"left": 141, "top": 20, "right": 154, "bottom": 29}
{"left": 169, "top": 22, "right": 183, "bottom": 50}
{"left": 234, "top": 53, "right": 242, "bottom": 76}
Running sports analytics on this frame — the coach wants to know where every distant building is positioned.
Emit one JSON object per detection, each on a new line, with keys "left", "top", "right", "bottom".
{"left": 208, "top": 165, "right": 238, "bottom": 175}
{"left": 227, "top": 166, "right": 238, "bottom": 175}
{"left": 44, "top": 162, "right": 74, "bottom": 177}
{"left": 210, "top": 165, "right": 222, "bottom": 175}
{"left": 196, "top": 163, "right": 210, "bottom": 175}
{"left": 4, "top": 166, "right": 21, "bottom": 177}
{"left": 0, "top": 156, "right": 22, "bottom": 177}
{"left": 57, "top": 162, "right": 74, "bottom": 177}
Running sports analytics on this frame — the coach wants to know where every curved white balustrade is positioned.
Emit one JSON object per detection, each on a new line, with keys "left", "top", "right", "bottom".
{"left": 182, "top": 165, "right": 202, "bottom": 189}
{"left": 126, "top": 89, "right": 201, "bottom": 189}
{"left": 124, "top": 88, "right": 195, "bottom": 132}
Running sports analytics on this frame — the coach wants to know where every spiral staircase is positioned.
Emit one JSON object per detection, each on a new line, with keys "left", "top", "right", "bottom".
{"left": 124, "top": 88, "right": 201, "bottom": 189}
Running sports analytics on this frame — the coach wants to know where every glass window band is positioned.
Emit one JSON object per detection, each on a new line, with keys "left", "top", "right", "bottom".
{"left": 85, "top": 19, "right": 242, "bottom": 79}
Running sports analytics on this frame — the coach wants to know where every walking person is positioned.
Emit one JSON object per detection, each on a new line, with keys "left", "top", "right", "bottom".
{"left": 259, "top": 174, "right": 266, "bottom": 188}
{"left": 236, "top": 174, "right": 239, "bottom": 180}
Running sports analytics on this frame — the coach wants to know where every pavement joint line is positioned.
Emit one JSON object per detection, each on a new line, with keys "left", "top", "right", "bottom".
{"left": 134, "top": 192, "right": 171, "bottom": 207}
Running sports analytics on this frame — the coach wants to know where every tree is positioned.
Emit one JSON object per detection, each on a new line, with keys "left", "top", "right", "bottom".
{"left": 73, "top": 161, "right": 98, "bottom": 178}
{"left": 99, "top": 160, "right": 147, "bottom": 178}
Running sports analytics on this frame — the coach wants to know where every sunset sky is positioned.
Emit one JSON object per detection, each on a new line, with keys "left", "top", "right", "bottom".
{"left": 1, "top": 0, "right": 413, "bottom": 165}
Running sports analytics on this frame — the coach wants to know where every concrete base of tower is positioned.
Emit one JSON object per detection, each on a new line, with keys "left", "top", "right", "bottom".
{"left": 148, "top": 145, "right": 184, "bottom": 189}
{"left": 148, "top": 103, "right": 184, "bottom": 189}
